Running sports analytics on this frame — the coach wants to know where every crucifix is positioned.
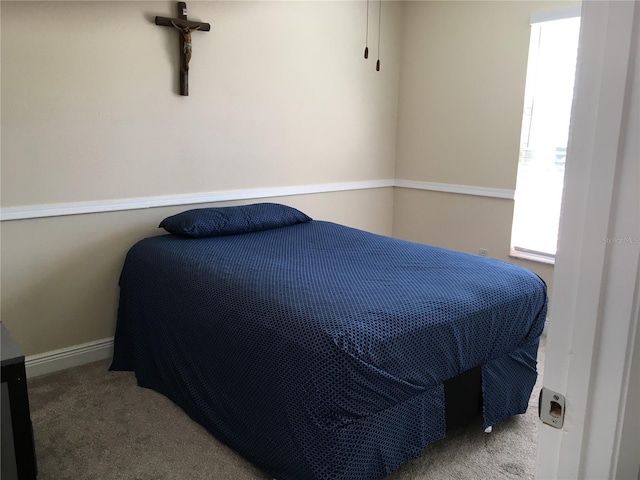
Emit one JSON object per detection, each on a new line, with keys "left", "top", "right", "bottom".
{"left": 155, "top": 2, "right": 211, "bottom": 96}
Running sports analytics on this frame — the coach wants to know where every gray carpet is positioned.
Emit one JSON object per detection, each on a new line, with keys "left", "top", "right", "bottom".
{"left": 27, "top": 336, "right": 545, "bottom": 480}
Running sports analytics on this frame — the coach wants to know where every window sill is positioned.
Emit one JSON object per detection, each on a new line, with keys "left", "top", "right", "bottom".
{"left": 509, "top": 248, "right": 556, "bottom": 265}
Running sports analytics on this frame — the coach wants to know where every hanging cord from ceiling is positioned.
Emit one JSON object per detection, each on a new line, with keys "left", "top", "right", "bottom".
{"left": 363, "top": 0, "right": 382, "bottom": 71}
{"left": 364, "top": 0, "right": 370, "bottom": 59}
{"left": 376, "top": 0, "right": 381, "bottom": 71}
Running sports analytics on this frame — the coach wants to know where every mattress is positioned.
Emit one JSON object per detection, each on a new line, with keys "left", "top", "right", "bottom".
{"left": 111, "top": 219, "right": 547, "bottom": 480}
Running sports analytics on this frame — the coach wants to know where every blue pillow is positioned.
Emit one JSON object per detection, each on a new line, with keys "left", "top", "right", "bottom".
{"left": 159, "top": 203, "right": 312, "bottom": 238}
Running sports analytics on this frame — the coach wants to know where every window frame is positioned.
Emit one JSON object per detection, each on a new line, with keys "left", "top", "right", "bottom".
{"left": 509, "top": 6, "right": 582, "bottom": 265}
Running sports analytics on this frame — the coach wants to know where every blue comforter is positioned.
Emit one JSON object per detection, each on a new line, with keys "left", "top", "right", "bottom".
{"left": 111, "top": 221, "right": 547, "bottom": 480}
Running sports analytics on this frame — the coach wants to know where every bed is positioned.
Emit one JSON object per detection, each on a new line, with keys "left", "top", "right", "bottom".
{"left": 110, "top": 203, "right": 547, "bottom": 480}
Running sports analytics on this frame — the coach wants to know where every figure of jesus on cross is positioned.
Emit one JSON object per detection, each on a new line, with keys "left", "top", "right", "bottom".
{"left": 155, "top": 2, "right": 210, "bottom": 96}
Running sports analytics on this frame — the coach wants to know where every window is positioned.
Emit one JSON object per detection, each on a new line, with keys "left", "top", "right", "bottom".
{"left": 510, "top": 9, "right": 581, "bottom": 263}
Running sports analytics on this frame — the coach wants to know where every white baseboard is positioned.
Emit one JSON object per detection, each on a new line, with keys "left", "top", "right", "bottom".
{"left": 543, "top": 317, "right": 550, "bottom": 336}
{"left": 25, "top": 337, "right": 114, "bottom": 378}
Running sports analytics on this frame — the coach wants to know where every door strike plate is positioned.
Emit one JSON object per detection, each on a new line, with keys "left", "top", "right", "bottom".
{"left": 539, "top": 387, "right": 566, "bottom": 429}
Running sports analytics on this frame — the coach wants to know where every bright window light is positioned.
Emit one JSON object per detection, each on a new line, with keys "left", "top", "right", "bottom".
{"left": 511, "top": 13, "right": 581, "bottom": 260}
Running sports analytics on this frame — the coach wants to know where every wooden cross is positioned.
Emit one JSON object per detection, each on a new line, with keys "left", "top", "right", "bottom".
{"left": 155, "top": 2, "right": 210, "bottom": 96}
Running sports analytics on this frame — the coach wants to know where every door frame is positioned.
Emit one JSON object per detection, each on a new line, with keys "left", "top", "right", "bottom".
{"left": 535, "top": 1, "right": 640, "bottom": 478}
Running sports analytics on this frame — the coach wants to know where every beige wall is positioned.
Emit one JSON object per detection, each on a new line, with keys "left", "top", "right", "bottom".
{"left": 392, "top": 1, "right": 578, "bottom": 294}
{"left": 2, "top": 1, "right": 401, "bottom": 207}
{"left": 0, "top": 1, "right": 402, "bottom": 355}
{"left": 1, "top": 190, "right": 394, "bottom": 355}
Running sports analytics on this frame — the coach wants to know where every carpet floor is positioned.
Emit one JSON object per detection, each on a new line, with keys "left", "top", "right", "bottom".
{"left": 27, "top": 337, "right": 545, "bottom": 480}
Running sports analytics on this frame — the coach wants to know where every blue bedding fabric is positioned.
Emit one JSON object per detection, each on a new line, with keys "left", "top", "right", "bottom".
{"left": 110, "top": 220, "right": 547, "bottom": 480}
